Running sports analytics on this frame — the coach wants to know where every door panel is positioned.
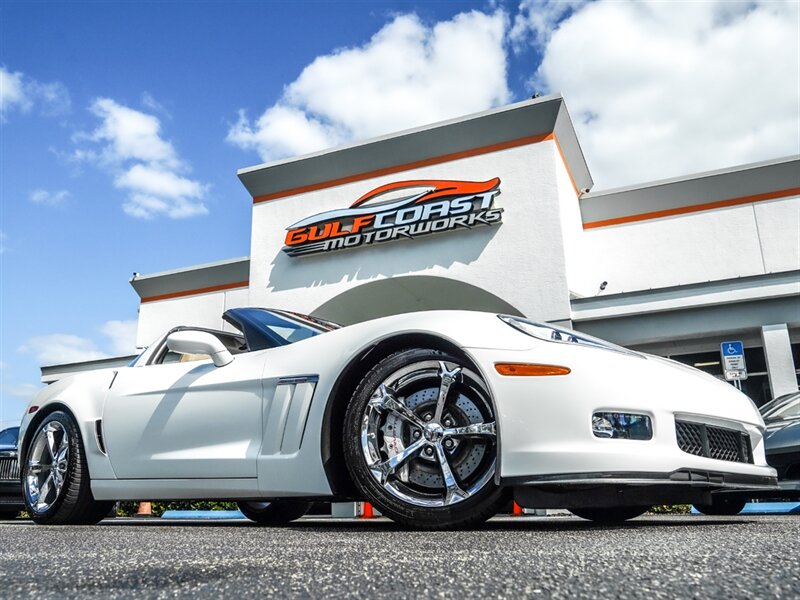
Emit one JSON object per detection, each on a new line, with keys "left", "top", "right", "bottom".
{"left": 103, "top": 354, "right": 265, "bottom": 479}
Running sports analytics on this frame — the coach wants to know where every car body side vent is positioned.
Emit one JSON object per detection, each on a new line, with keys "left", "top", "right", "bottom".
{"left": 94, "top": 419, "right": 107, "bottom": 455}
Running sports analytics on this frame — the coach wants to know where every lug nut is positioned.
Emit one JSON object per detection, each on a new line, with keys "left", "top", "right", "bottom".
{"left": 424, "top": 414, "right": 432, "bottom": 421}
{"left": 424, "top": 447, "right": 434, "bottom": 456}
{"left": 444, "top": 439, "right": 454, "bottom": 449}
{"left": 413, "top": 430, "right": 421, "bottom": 439}
{"left": 444, "top": 418, "right": 453, "bottom": 427}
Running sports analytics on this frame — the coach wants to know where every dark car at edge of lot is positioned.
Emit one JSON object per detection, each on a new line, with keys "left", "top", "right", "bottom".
{"left": 761, "top": 391, "right": 800, "bottom": 493}
{"left": 0, "top": 426, "right": 23, "bottom": 519}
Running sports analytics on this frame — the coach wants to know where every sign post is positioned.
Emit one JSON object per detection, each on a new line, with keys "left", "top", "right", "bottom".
{"left": 720, "top": 341, "right": 747, "bottom": 389}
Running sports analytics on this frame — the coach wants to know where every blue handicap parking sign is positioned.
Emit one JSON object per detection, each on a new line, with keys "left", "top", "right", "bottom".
{"left": 721, "top": 341, "right": 744, "bottom": 356}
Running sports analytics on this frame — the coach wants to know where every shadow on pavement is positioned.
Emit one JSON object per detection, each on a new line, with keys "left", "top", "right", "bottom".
{"left": 0, "top": 514, "right": 751, "bottom": 532}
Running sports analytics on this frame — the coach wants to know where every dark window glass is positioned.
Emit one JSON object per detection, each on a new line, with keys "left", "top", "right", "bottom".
{"left": 0, "top": 427, "right": 19, "bottom": 446}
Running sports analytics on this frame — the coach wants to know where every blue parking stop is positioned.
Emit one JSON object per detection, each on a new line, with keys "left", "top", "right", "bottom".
{"left": 692, "top": 503, "right": 800, "bottom": 515}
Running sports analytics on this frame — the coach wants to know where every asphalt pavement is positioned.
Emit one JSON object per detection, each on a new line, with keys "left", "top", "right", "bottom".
{"left": 0, "top": 514, "right": 798, "bottom": 599}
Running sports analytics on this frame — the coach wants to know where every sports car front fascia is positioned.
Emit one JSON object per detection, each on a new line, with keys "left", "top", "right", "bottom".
{"left": 18, "top": 310, "right": 776, "bottom": 509}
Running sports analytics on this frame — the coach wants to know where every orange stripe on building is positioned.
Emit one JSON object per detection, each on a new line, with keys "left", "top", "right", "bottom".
{"left": 140, "top": 280, "right": 250, "bottom": 303}
{"left": 583, "top": 187, "right": 800, "bottom": 230}
{"left": 252, "top": 133, "right": 558, "bottom": 204}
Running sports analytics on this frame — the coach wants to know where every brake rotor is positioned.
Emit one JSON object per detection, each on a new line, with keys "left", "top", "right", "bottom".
{"left": 380, "top": 386, "right": 487, "bottom": 490}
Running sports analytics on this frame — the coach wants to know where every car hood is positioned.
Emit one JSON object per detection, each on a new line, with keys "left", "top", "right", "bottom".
{"left": 764, "top": 418, "right": 800, "bottom": 454}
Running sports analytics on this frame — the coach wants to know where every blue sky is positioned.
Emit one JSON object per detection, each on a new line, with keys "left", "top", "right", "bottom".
{"left": 1, "top": 0, "right": 798, "bottom": 425}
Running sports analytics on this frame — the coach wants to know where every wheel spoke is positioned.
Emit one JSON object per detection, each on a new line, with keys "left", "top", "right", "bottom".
{"left": 56, "top": 435, "right": 69, "bottom": 462}
{"left": 38, "top": 472, "right": 54, "bottom": 506}
{"left": 28, "top": 461, "right": 48, "bottom": 475}
{"left": 52, "top": 466, "right": 65, "bottom": 495}
{"left": 444, "top": 422, "right": 496, "bottom": 438}
{"left": 434, "top": 442, "right": 469, "bottom": 505}
{"left": 45, "top": 427, "right": 57, "bottom": 462}
{"left": 433, "top": 362, "right": 461, "bottom": 423}
{"left": 370, "top": 437, "right": 427, "bottom": 485}
{"left": 369, "top": 385, "right": 426, "bottom": 429}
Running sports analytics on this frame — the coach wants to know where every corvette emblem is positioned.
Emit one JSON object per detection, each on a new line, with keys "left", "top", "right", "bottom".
{"left": 282, "top": 178, "right": 503, "bottom": 257}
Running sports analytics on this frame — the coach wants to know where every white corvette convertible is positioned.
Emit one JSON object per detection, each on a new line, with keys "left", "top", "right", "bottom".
{"left": 19, "top": 308, "right": 776, "bottom": 528}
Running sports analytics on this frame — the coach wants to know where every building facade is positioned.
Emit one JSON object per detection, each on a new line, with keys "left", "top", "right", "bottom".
{"left": 112, "top": 95, "right": 799, "bottom": 405}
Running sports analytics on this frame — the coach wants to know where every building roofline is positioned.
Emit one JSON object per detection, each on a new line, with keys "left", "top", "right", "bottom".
{"left": 236, "top": 95, "right": 593, "bottom": 202}
{"left": 130, "top": 256, "right": 250, "bottom": 302}
{"left": 584, "top": 155, "right": 800, "bottom": 198}
{"left": 41, "top": 355, "right": 139, "bottom": 384}
{"left": 579, "top": 155, "right": 800, "bottom": 229}
{"left": 236, "top": 95, "right": 566, "bottom": 176}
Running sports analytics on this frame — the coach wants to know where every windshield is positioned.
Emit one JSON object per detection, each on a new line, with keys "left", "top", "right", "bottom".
{"left": 0, "top": 427, "right": 19, "bottom": 447}
{"left": 223, "top": 308, "right": 339, "bottom": 352}
{"left": 762, "top": 393, "right": 800, "bottom": 421}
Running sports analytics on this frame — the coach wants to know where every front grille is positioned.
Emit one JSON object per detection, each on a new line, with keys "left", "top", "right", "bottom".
{"left": 675, "top": 420, "right": 753, "bottom": 464}
{"left": 0, "top": 457, "right": 20, "bottom": 481}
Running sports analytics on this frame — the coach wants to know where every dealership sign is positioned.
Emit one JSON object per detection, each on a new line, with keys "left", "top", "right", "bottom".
{"left": 282, "top": 178, "right": 503, "bottom": 257}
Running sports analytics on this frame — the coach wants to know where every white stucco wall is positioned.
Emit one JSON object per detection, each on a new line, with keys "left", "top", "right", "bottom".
{"left": 246, "top": 139, "right": 577, "bottom": 323}
{"left": 755, "top": 197, "right": 800, "bottom": 273}
{"left": 566, "top": 194, "right": 800, "bottom": 297}
{"left": 136, "top": 287, "right": 249, "bottom": 347}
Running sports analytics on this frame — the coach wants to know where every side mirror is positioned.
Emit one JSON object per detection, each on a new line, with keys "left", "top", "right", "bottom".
{"left": 166, "top": 330, "right": 234, "bottom": 367}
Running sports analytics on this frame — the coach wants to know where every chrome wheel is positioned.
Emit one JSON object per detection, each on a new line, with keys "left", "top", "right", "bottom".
{"left": 25, "top": 421, "right": 70, "bottom": 514}
{"left": 360, "top": 359, "right": 497, "bottom": 508}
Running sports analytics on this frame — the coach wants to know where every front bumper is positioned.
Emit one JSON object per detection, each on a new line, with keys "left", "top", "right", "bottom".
{"left": 466, "top": 343, "right": 777, "bottom": 500}
{"left": 511, "top": 469, "right": 778, "bottom": 509}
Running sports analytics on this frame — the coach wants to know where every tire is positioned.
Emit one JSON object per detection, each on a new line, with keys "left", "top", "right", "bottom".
{"left": 22, "top": 411, "right": 114, "bottom": 525}
{"left": 693, "top": 497, "right": 746, "bottom": 516}
{"left": 570, "top": 506, "right": 650, "bottom": 523}
{"left": 0, "top": 511, "right": 19, "bottom": 520}
{"left": 343, "top": 348, "right": 508, "bottom": 530}
{"left": 237, "top": 500, "right": 311, "bottom": 525}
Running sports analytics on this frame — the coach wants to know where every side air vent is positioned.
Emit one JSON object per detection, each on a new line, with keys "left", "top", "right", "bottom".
{"left": 94, "top": 419, "right": 107, "bottom": 455}
{"left": 263, "top": 376, "right": 319, "bottom": 455}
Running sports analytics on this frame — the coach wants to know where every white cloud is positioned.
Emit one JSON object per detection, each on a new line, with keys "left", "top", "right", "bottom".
{"left": 30, "top": 188, "right": 71, "bottom": 206}
{"left": 115, "top": 164, "right": 206, "bottom": 200}
{"left": 6, "top": 384, "right": 42, "bottom": 400}
{"left": 75, "top": 97, "right": 208, "bottom": 218}
{"left": 0, "top": 66, "right": 70, "bottom": 122}
{"left": 19, "top": 334, "right": 109, "bottom": 366}
{"left": 30, "top": 80, "right": 71, "bottom": 117}
{"left": 227, "top": 10, "right": 509, "bottom": 162}
{"left": 88, "top": 98, "right": 180, "bottom": 168}
{"left": 520, "top": 0, "right": 800, "bottom": 188}
{"left": 141, "top": 91, "right": 169, "bottom": 116}
{"left": 0, "top": 67, "right": 30, "bottom": 117}
{"left": 18, "top": 318, "right": 139, "bottom": 367}
{"left": 99, "top": 319, "right": 139, "bottom": 355}
{"left": 510, "top": 0, "right": 588, "bottom": 48}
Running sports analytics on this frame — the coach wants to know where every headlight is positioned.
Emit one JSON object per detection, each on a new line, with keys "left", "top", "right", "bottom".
{"left": 498, "top": 315, "right": 640, "bottom": 357}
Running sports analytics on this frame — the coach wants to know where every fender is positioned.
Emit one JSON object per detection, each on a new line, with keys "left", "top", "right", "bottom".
{"left": 20, "top": 369, "right": 119, "bottom": 480}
